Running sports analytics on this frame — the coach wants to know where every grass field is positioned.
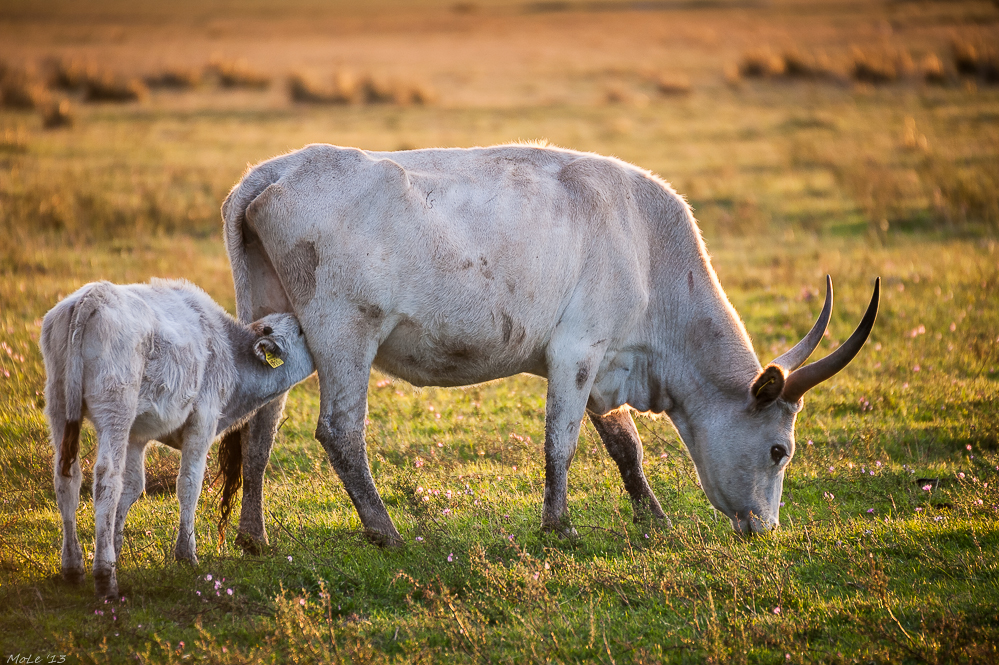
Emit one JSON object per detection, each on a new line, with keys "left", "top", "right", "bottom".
{"left": 2, "top": 1, "right": 998, "bottom": 662}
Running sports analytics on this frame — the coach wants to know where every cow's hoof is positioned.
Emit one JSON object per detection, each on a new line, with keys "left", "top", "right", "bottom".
{"left": 634, "top": 512, "right": 673, "bottom": 531}
{"left": 234, "top": 531, "right": 267, "bottom": 555}
{"left": 541, "top": 522, "right": 579, "bottom": 541}
{"left": 62, "top": 567, "right": 86, "bottom": 586}
{"left": 364, "top": 529, "right": 404, "bottom": 548}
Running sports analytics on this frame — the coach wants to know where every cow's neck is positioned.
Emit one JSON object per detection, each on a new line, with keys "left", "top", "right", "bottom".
{"left": 643, "top": 209, "right": 760, "bottom": 420}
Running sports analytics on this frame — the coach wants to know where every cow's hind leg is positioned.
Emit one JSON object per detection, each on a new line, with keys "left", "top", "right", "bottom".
{"left": 235, "top": 395, "right": 286, "bottom": 553}
{"left": 113, "top": 440, "right": 149, "bottom": 560}
{"left": 588, "top": 409, "right": 668, "bottom": 525}
{"left": 311, "top": 330, "right": 400, "bottom": 546}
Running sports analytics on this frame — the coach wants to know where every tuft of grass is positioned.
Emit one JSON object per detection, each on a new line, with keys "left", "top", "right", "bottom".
{"left": 0, "top": 67, "right": 51, "bottom": 110}
{"left": 739, "top": 48, "right": 786, "bottom": 78}
{"left": 654, "top": 72, "right": 691, "bottom": 96}
{"left": 850, "top": 46, "right": 915, "bottom": 85}
{"left": 952, "top": 37, "right": 999, "bottom": 83}
{"left": 205, "top": 58, "right": 270, "bottom": 90}
{"left": 82, "top": 71, "right": 148, "bottom": 103}
{"left": 144, "top": 67, "right": 202, "bottom": 90}
{"left": 41, "top": 99, "right": 73, "bottom": 129}
{"left": 288, "top": 71, "right": 356, "bottom": 105}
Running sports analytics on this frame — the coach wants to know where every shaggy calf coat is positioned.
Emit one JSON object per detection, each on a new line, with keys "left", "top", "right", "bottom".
{"left": 41, "top": 278, "right": 314, "bottom": 597}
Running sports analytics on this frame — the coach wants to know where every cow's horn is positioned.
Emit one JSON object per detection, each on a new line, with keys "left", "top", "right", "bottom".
{"left": 771, "top": 275, "right": 833, "bottom": 372}
{"left": 781, "top": 277, "right": 880, "bottom": 403}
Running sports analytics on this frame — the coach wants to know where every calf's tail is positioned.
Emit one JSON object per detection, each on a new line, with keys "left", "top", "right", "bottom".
{"left": 57, "top": 284, "right": 108, "bottom": 477}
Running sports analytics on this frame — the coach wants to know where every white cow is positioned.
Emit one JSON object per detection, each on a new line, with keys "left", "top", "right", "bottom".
{"left": 41, "top": 278, "right": 315, "bottom": 597}
{"left": 221, "top": 143, "right": 878, "bottom": 547}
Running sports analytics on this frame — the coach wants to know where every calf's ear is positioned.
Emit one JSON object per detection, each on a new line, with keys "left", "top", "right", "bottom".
{"left": 253, "top": 338, "right": 284, "bottom": 368}
{"left": 750, "top": 364, "right": 786, "bottom": 406}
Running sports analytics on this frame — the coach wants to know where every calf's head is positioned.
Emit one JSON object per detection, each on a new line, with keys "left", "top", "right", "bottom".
{"left": 685, "top": 276, "right": 879, "bottom": 535}
{"left": 249, "top": 313, "right": 315, "bottom": 377}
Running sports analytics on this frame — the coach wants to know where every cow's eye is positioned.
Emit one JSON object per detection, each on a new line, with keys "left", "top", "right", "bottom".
{"left": 770, "top": 445, "right": 788, "bottom": 465}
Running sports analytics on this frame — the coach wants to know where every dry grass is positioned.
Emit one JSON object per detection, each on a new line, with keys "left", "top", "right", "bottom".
{"left": 1, "top": 2, "right": 999, "bottom": 659}
{"left": 40, "top": 99, "right": 72, "bottom": 129}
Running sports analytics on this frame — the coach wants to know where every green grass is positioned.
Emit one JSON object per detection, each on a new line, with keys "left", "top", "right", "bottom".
{"left": 2, "top": 1, "right": 999, "bottom": 662}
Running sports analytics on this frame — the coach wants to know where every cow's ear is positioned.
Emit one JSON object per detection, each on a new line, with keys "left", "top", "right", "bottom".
{"left": 751, "top": 364, "right": 786, "bottom": 406}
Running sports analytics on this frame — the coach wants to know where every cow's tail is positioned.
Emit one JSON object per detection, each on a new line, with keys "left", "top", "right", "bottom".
{"left": 56, "top": 283, "right": 109, "bottom": 477}
{"left": 221, "top": 159, "right": 287, "bottom": 323}
{"left": 214, "top": 427, "right": 242, "bottom": 543}
{"left": 217, "top": 159, "right": 286, "bottom": 535}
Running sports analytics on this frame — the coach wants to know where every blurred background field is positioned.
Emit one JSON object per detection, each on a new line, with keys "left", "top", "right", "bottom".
{"left": 1, "top": 0, "right": 998, "bottom": 663}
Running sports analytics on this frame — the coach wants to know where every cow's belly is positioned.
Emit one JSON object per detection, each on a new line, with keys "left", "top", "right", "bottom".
{"left": 373, "top": 310, "right": 549, "bottom": 387}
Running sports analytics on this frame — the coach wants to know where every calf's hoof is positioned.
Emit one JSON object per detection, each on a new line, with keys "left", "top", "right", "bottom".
{"left": 174, "top": 551, "right": 199, "bottom": 566}
{"left": 62, "top": 567, "right": 86, "bottom": 586}
{"left": 94, "top": 570, "right": 118, "bottom": 599}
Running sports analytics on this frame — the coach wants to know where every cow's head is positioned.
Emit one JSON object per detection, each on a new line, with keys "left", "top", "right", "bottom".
{"left": 681, "top": 276, "right": 879, "bottom": 535}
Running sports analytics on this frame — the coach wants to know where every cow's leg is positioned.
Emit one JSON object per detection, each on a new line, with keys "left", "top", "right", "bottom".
{"left": 541, "top": 347, "right": 603, "bottom": 536}
{"left": 234, "top": 233, "right": 291, "bottom": 554}
{"left": 91, "top": 417, "right": 131, "bottom": 598}
{"left": 587, "top": 409, "right": 667, "bottom": 524}
{"left": 235, "top": 395, "right": 286, "bottom": 553}
{"left": 51, "top": 414, "right": 84, "bottom": 585}
{"left": 174, "top": 415, "right": 216, "bottom": 565}
{"left": 113, "top": 440, "right": 149, "bottom": 560}
{"left": 311, "top": 332, "right": 400, "bottom": 546}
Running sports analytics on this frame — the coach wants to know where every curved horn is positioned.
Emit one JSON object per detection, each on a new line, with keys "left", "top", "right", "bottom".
{"left": 771, "top": 275, "right": 833, "bottom": 372}
{"left": 781, "top": 277, "right": 880, "bottom": 403}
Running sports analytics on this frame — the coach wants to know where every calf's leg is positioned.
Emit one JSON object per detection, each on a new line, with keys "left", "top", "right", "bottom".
{"left": 91, "top": 418, "right": 131, "bottom": 598}
{"left": 51, "top": 415, "right": 84, "bottom": 585}
{"left": 588, "top": 409, "right": 667, "bottom": 523}
{"left": 175, "top": 415, "right": 217, "bottom": 564}
{"left": 113, "top": 440, "right": 148, "bottom": 559}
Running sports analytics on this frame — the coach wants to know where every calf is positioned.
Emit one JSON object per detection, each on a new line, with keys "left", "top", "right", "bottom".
{"left": 41, "top": 278, "right": 314, "bottom": 597}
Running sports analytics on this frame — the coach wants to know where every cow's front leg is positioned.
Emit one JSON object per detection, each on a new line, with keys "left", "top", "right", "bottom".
{"left": 312, "top": 331, "right": 400, "bottom": 546}
{"left": 588, "top": 408, "right": 668, "bottom": 525}
{"left": 235, "top": 395, "right": 287, "bottom": 553}
{"left": 175, "top": 415, "right": 216, "bottom": 565}
{"left": 541, "top": 349, "right": 602, "bottom": 536}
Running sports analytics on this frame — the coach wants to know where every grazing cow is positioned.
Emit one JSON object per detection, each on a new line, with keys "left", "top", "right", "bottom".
{"left": 41, "top": 279, "right": 314, "bottom": 597}
{"left": 221, "top": 143, "right": 878, "bottom": 547}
